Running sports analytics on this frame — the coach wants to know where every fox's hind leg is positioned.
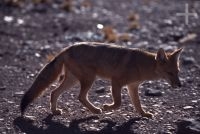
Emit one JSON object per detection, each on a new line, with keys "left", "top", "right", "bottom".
{"left": 50, "top": 71, "right": 77, "bottom": 115}
{"left": 78, "top": 75, "right": 102, "bottom": 114}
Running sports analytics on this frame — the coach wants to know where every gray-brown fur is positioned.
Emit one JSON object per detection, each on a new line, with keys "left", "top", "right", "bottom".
{"left": 20, "top": 42, "right": 182, "bottom": 118}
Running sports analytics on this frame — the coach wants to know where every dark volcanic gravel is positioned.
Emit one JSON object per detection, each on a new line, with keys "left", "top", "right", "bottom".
{"left": 0, "top": 0, "right": 200, "bottom": 134}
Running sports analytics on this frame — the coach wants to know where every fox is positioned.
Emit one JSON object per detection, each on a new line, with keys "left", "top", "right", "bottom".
{"left": 20, "top": 42, "right": 183, "bottom": 118}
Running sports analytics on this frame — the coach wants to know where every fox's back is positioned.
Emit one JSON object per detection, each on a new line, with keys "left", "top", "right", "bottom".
{"left": 65, "top": 43, "right": 155, "bottom": 81}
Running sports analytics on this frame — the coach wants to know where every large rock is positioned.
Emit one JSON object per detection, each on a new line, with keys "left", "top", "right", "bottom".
{"left": 176, "top": 118, "right": 200, "bottom": 134}
{"left": 182, "top": 57, "right": 196, "bottom": 66}
{"left": 144, "top": 88, "right": 162, "bottom": 97}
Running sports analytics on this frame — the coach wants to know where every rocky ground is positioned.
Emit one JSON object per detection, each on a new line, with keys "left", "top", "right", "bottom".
{"left": 0, "top": 0, "right": 200, "bottom": 134}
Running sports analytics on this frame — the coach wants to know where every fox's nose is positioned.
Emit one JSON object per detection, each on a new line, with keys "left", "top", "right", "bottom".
{"left": 176, "top": 80, "right": 182, "bottom": 87}
{"left": 172, "top": 81, "right": 182, "bottom": 88}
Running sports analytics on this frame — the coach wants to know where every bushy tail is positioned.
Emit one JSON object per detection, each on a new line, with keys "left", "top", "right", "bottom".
{"left": 20, "top": 53, "right": 64, "bottom": 116}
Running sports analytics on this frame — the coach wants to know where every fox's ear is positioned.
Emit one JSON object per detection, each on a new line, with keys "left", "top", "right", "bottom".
{"left": 156, "top": 48, "right": 168, "bottom": 62}
{"left": 171, "top": 47, "right": 183, "bottom": 61}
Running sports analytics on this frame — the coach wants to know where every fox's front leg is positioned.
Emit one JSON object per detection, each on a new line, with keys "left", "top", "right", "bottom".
{"left": 103, "top": 80, "right": 122, "bottom": 111}
{"left": 127, "top": 83, "right": 153, "bottom": 118}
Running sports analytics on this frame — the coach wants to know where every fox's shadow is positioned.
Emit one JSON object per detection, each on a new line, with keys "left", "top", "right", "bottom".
{"left": 13, "top": 114, "right": 141, "bottom": 134}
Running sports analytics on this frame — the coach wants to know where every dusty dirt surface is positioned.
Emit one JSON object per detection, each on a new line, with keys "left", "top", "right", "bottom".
{"left": 0, "top": 0, "right": 200, "bottom": 134}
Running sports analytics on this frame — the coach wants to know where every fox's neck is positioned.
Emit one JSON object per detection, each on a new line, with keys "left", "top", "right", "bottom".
{"left": 138, "top": 51, "right": 160, "bottom": 81}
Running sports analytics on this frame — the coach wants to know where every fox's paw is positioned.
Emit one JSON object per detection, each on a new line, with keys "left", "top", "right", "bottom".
{"left": 91, "top": 108, "right": 102, "bottom": 114}
{"left": 141, "top": 112, "right": 153, "bottom": 118}
{"left": 52, "top": 109, "right": 63, "bottom": 115}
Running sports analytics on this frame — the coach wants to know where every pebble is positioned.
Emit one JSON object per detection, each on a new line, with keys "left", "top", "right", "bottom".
{"left": 14, "top": 91, "right": 24, "bottom": 95}
{"left": 89, "top": 126, "right": 99, "bottom": 131}
{"left": 7, "top": 100, "right": 14, "bottom": 104}
{"left": 134, "top": 41, "right": 148, "bottom": 48}
{"left": 105, "top": 112, "right": 113, "bottom": 115}
{"left": 153, "top": 104, "right": 161, "bottom": 107}
{"left": 183, "top": 106, "right": 193, "bottom": 110}
{"left": 95, "top": 87, "right": 106, "bottom": 94}
{"left": 191, "top": 100, "right": 198, "bottom": 103}
{"left": 176, "top": 118, "right": 200, "bottom": 134}
{"left": 24, "top": 115, "right": 36, "bottom": 123}
{"left": 93, "top": 119, "right": 99, "bottom": 123}
{"left": 17, "top": 19, "right": 24, "bottom": 25}
{"left": 4, "top": 16, "right": 14, "bottom": 23}
{"left": 34, "top": 53, "right": 41, "bottom": 57}
{"left": 182, "top": 57, "right": 195, "bottom": 65}
{"left": 144, "top": 88, "right": 162, "bottom": 97}
{"left": 166, "top": 110, "right": 173, "bottom": 114}
{"left": 162, "top": 19, "right": 173, "bottom": 27}
{"left": 0, "top": 87, "right": 6, "bottom": 91}
{"left": 97, "top": 24, "right": 104, "bottom": 29}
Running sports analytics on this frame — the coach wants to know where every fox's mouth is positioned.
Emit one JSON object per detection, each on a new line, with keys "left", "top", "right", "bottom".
{"left": 166, "top": 80, "right": 181, "bottom": 88}
{"left": 164, "top": 77, "right": 181, "bottom": 88}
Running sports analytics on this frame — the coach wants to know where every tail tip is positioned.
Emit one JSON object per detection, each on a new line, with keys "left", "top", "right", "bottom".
{"left": 20, "top": 93, "right": 31, "bottom": 116}
{"left": 20, "top": 101, "right": 26, "bottom": 116}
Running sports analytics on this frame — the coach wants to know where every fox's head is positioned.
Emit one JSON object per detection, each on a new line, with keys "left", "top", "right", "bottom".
{"left": 155, "top": 48, "right": 183, "bottom": 88}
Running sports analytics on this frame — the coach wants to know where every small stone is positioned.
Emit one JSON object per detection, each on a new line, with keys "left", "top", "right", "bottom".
{"left": 95, "top": 87, "right": 106, "bottom": 94}
{"left": 105, "top": 112, "right": 113, "bottom": 115}
{"left": 35, "top": 53, "right": 41, "bottom": 57}
{"left": 86, "top": 31, "right": 93, "bottom": 39}
{"left": 97, "top": 24, "right": 104, "bottom": 29}
{"left": 163, "top": 19, "right": 173, "bottom": 26}
{"left": 89, "top": 126, "right": 99, "bottom": 131}
{"left": 51, "top": 84, "right": 57, "bottom": 88}
{"left": 166, "top": 110, "right": 173, "bottom": 114}
{"left": 176, "top": 118, "right": 200, "bottom": 134}
{"left": 144, "top": 88, "right": 162, "bottom": 97}
{"left": 4, "top": 16, "right": 14, "bottom": 23}
{"left": 0, "top": 87, "right": 6, "bottom": 91}
{"left": 24, "top": 116, "right": 36, "bottom": 123}
{"left": 183, "top": 106, "right": 193, "bottom": 110}
{"left": 7, "top": 100, "right": 14, "bottom": 104}
{"left": 134, "top": 41, "right": 148, "bottom": 48}
{"left": 92, "top": 12, "right": 98, "bottom": 18}
{"left": 93, "top": 101, "right": 101, "bottom": 105}
{"left": 93, "top": 119, "right": 99, "bottom": 123}
{"left": 14, "top": 91, "right": 24, "bottom": 95}
{"left": 192, "top": 100, "right": 198, "bottom": 103}
{"left": 185, "top": 76, "right": 193, "bottom": 84}
{"left": 182, "top": 57, "right": 195, "bottom": 65}
{"left": 29, "top": 73, "right": 35, "bottom": 77}
{"left": 153, "top": 104, "right": 160, "bottom": 107}
{"left": 17, "top": 19, "right": 24, "bottom": 25}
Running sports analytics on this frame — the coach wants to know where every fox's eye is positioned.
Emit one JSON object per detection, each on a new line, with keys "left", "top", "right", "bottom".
{"left": 167, "top": 72, "right": 173, "bottom": 76}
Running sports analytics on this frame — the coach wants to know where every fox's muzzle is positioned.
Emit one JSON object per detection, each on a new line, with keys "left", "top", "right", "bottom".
{"left": 177, "top": 82, "right": 181, "bottom": 87}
